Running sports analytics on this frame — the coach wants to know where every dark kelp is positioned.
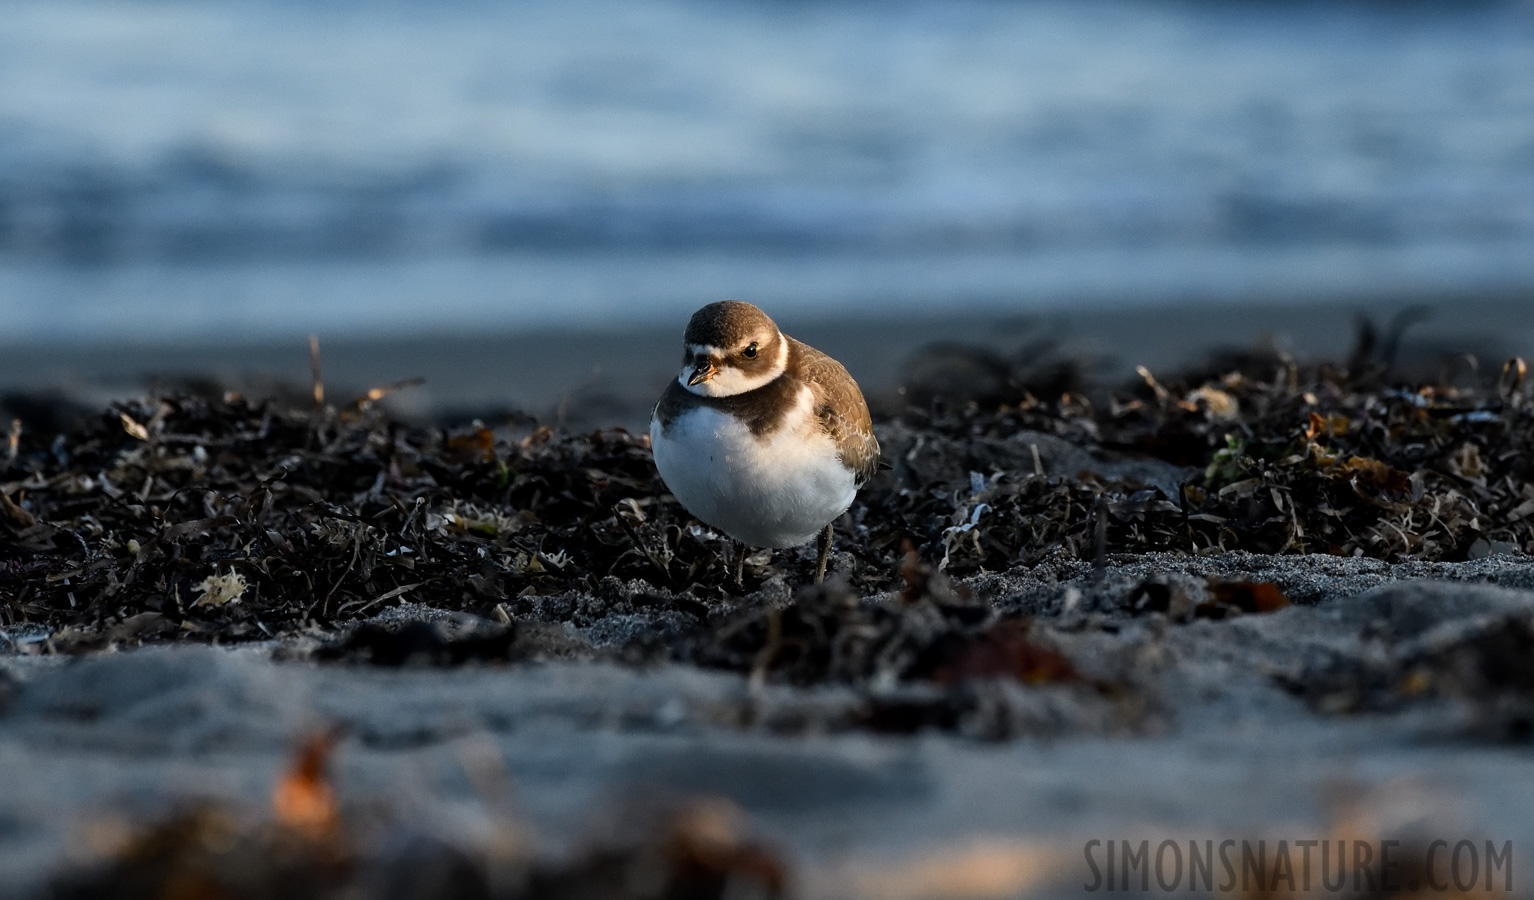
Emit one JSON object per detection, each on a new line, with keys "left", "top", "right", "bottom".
{"left": 3, "top": 346, "right": 1532, "bottom": 653}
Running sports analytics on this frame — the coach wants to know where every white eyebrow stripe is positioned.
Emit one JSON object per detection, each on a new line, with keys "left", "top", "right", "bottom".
{"left": 687, "top": 343, "right": 725, "bottom": 358}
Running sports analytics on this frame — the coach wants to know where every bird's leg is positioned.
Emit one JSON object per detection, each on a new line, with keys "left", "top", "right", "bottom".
{"left": 815, "top": 523, "right": 834, "bottom": 583}
{"left": 733, "top": 540, "right": 746, "bottom": 589}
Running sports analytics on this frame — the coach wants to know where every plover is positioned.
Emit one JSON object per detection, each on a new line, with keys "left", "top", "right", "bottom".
{"left": 650, "top": 301, "right": 880, "bottom": 584}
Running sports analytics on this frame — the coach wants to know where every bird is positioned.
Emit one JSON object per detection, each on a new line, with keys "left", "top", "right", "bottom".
{"left": 650, "top": 301, "right": 880, "bottom": 585}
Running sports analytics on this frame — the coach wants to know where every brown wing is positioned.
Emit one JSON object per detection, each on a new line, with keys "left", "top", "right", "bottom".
{"left": 790, "top": 337, "right": 881, "bottom": 486}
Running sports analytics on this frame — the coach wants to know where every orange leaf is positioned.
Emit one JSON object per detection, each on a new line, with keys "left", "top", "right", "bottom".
{"left": 444, "top": 428, "right": 496, "bottom": 463}
{"left": 1206, "top": 581, "right": 1291, "bottom": 615}
{"left": 1335, "top": 456, "right": 1411, "bottom": 493}
{"left": 1306, "top": 412, "right": 1349, "bottom": 440}
{"left": 273, "top": 730, "right": 342, "bottom": 839}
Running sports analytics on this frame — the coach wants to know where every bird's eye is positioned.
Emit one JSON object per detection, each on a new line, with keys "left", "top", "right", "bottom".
{"left": 743, "top": 342, "right": 758, "bottom": 359}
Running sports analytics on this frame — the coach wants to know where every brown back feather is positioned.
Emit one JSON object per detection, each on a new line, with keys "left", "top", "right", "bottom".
{"left": 788, "top": 337, "right": 881, "bottom": 486}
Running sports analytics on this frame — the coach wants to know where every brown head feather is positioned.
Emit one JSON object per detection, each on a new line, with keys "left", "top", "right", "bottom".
{"left": 683, "top": 301, "right": 778, "bottom": 349}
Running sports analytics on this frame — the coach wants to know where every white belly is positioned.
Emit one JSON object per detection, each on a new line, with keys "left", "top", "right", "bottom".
{"left": 650, "top": 391, "right": 857, "bottom": 548}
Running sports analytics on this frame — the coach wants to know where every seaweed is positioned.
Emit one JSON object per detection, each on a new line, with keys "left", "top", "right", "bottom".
{"left": 2, "top": 338, "right": 1532, "bottom": 663}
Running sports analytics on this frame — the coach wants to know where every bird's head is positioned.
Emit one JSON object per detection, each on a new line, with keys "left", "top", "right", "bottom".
{"left": 677, "top": 301, "right": 788, "bottom": 398}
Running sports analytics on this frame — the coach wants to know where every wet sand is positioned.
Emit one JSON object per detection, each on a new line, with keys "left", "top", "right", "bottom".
{"left": 2, "top": 292, "right": 1531, "bottom": 431}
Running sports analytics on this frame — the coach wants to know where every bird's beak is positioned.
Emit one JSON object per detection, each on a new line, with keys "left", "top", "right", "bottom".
{"left": 687, "top": 359, "right": 718, "bottom": 386}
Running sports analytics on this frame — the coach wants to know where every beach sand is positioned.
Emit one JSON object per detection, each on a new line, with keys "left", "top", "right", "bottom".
{"left": 7, "top": 556, "right": 1534, "bottom": 899}
{"left": 4, "top": 293, "right": 1534, "bottom": 899}
{"left": 3, "top": 292, "right": 1530, "bottom": 432}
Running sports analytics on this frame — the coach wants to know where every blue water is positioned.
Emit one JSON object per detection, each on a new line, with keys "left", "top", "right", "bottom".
{"left": 1, "top": 0, "right": 1532, "bottom": 341}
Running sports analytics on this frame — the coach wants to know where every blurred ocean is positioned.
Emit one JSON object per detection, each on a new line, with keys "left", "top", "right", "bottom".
{"left": 1, "top": 0, "right": 1532, "bottom": 343}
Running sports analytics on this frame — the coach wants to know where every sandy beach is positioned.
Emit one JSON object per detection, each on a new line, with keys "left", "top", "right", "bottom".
{"left": 4, "top": 292, "right": 1534, "bottom": 897}
{"left": 3, "top": 292, "right": 1532, "bottom": 433}
{"left": 7, "top": 557, "right": 1534, "bottom": 899}
{"left": 5, "top": 0, "right": 1534, "bottom": 894}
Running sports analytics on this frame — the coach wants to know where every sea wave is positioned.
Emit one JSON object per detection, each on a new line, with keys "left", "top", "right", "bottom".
{"left": 0, "top": 0, "right": 1531, "bottom": 337}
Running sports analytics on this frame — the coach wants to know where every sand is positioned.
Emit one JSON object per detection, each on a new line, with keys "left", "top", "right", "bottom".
{"left": 3, "top": 293, "right": 1532, "bottom": 432}
{"left": 5, "top": 553, "right": 1534, "bottom": 898}
{"left": 5, "top": 295, "right": 1534, "bottom": 898}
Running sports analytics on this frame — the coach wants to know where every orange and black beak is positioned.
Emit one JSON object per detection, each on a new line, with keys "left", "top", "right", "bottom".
{"left": 687, "top": 358, "right": 718, "bottom": 386}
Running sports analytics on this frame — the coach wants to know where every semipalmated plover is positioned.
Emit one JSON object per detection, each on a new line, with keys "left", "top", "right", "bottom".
{"left": 650, "top": 301, "right": 880, "bottom": 583}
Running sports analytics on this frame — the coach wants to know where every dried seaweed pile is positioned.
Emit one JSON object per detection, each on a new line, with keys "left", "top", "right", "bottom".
{"left": 0, "top": 392, "right": 751, "bottom": 646}
{"left": 876, "top": 354, "right": 1534, "bottom": 578}
{"left": 2, "top": 348, "right": 1533, "bottom": 650}
{"left": 683, "top": 552, "right": 1147, "bottom": 739}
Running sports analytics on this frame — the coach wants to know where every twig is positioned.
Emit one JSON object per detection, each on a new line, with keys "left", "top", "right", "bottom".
{"left": 749, "top": 609, "right": 783, "bottom": 690}
{"left": 309, "top": 334, "right": 325, "bottom": 410}
{"left": 1091, "top": 496, "right": 1108, "bottom": 582}
{"left": 342, "top": 581, "right": 425, "bottom": 617}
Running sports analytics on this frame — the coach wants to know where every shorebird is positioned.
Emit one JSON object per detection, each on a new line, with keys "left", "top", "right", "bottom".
{"left": 650, "top": 301, "right": 880, "bottom": 584}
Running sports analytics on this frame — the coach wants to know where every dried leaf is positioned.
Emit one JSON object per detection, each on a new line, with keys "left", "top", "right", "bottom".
{"left": 1305, "top": 411, "right": 1349, "bottom": 439}
{"left": 0, "top": 490, "right": 36, "bottom": 528}
{"left": 1334, "top": 456, "right": 1411, "bottom": 494}
{"left": 273, "top": 729, "right": 343, "bottom": 840}
{"left": 930, "top": 621, "right": 1079, "bottom": 685}
{"left": 119, "top": 413, "right": 150, "bottom": 441}
{"left": 1204, "top": 580, "right": 1291, "bottom": 616}
{"left": 444, "top": 427, "right": 496, "bottom": 463}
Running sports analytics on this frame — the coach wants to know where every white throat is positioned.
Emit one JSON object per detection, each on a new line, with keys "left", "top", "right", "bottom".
{"left": 680, "top": 335, "right": 789, "bottom": 398}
